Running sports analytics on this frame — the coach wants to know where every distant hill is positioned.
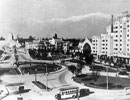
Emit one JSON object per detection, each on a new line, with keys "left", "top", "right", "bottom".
{"left": 11, "top": 12, "right": 112, "bottom": 38}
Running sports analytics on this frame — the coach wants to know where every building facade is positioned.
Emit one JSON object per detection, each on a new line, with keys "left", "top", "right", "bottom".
{"left": 92, "top": 12, "right": 130, "bottom": 63}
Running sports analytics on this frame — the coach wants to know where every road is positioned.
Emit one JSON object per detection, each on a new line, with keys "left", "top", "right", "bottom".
{"left": 0, "top": 63, "right": 130, "bottom": 100}
{"left": 0, "top": 51, "right": 130, "bottom": 100}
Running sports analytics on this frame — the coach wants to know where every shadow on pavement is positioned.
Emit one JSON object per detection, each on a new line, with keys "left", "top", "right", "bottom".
{"left": 11, "top": 89, "right": 31, "bottom": 95}
{"left": 6, "top": 82, "right": 24, "bottom": 87}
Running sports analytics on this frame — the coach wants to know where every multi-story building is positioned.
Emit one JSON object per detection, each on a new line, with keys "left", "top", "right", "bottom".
{"left": 92, "top": 36, "right": 101, "bottom": 55}
{"left": 25, "top": 40, "right": 40, "bottom": 50}
{"left": 49, "top": 38, "right": 63, "bottom": 51}
{"left": 92, "top": 34, "right": 113, "bottom": 58}
{"left": 109, "top": 12, "right": 130, "bottom": 57}
{"left": 92, "top": 11, "right": 130, "bottom": 63}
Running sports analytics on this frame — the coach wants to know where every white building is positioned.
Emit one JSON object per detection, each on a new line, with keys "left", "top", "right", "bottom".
{"left": 92, "top": 34, "right": 113, "bottom": 57}
{"left": 92, "top": 12, "right": 130, "bottom": 62}
{"left": 110, "top": 12, "right": 130, "bottom": 57}
{"left": 92, "top": 36, "right": 101, "bottom": 55}
{"left": 0, "top": 33, "right": 21, "bottom": 52}
{"left": 25, "top": 40, "right": 40, "bottom": 50}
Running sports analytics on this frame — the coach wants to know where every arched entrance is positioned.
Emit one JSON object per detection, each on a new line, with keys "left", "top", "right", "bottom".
{"left": 83, "top": 43, "right": 91, "bottom": 55}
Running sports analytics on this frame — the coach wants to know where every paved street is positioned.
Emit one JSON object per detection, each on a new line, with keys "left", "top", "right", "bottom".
{"left": 0, "top": 59, "right": 130, "bottom": 100}
{"left": 0, "top": 52, "right": 130, "bottom": 100}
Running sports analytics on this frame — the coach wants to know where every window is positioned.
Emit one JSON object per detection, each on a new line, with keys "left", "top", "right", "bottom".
{"left": 115, "top": 26, "right": 118, "bottom": 29}
{"left": 102, "top": 40, "right": 105, "bottom": 42}
{"left": 127, "top": 25, "right": 129, "bottom": 27}
{"left": 127, "top": 34, "right": 129, "bottom": 37}
{"left": 127, "top": 44, "right": 129, "bottom": 46}
{"left": 120, "top": 26, "right": 122, "bottom": 28}
{"left": 102, "top": 51, "right": 105, "bottom": 53}
{"left": 115, "top": 39, "right": 118, "bottom": 42}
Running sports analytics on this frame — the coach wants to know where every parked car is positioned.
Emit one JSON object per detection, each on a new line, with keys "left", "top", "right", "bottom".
{"left": 124, "top": 87, "right": 130, "bottom": 95}
{"left": 79, "top": 88, "right": 90, "bottom": 97}
{"left": 118, "top": 70, "right": 129, "bottom": 75}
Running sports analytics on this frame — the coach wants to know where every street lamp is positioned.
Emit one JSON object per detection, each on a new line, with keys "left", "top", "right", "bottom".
{"left": 45, "top": 64, "right": 48, "bottom": 91}
{"left": 105, "top": 61, "right": 109, "bottom": 90}
{"left": 106, "top": 65, "right": 108, "bottom": 90}
{"left": 30, "top": 54, "right": 31, "bottom": 67}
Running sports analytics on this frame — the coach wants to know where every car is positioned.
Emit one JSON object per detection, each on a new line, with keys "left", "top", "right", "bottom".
{"left": 118, "top": 70, "right": 129, "bottom": 75}
{"left": 124, "top": 87, "right": 130, "bottom": 95}
{"left": 79, "top": 88, "right": 90, "bottom": 97}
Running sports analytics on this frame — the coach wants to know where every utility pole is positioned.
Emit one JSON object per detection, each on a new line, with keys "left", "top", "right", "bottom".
{"left": 30, "top": 54, "right": 31, "bottom": 67}
{"left": 76, "top": 87, "right": 80, "bottom": 100}
{"left": 35, "top": 68, "right": 37, "bottom": 82}
{"left": 45, "top": 64, "right": 48, "bottom": 91}
{"left": 106, "top": 65, "right": 108, "bottom": 90}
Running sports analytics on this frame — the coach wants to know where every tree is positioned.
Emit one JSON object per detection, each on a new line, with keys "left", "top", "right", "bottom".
{"left": 0, "top": 36, "right": 5, "bottom": 40}
{"left": 28, "top": 35, "right": 34, "bottom": 42}
{"left": 91, "top": 70, "right": 100, "bottom": 87}
{"left": 85, "top": 54, "right": 93, "bottom": 65}
{"left": 53, "top": 33, "right": 58, "bottom": 39}
{"left": 68, "top": 65, "right": 76, "bottom": 74}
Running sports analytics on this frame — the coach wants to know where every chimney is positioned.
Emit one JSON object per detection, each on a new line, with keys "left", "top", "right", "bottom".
{"left": 111, "top": 15, "right": 113, "bottom": 33}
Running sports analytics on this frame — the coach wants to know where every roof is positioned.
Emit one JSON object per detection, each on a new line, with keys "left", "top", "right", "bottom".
{"left": 55, "top": 38, "right": 63, "bottom": 43}
{"left": 59, "top": 86, "right": 79, "bottom": 91}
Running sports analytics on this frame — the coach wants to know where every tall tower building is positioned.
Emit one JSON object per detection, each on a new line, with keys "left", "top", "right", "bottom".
{"left": 92, "top": 11, "right": 130, "bottom": 62}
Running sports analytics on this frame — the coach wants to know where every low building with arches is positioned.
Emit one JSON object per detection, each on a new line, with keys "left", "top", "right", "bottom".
{"left": 78, "top": 37, "right": 92, "bottom": 55}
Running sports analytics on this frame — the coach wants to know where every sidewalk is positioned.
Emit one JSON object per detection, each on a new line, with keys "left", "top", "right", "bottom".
{"left": 0, "top": 85, "right": 9, "bottom": 100}
{"left": 64, "top": 70, "right": 130, "bottom": 100}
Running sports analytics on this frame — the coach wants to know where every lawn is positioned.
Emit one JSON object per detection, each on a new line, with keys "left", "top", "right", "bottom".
{"left": 73, "top": 74, "right": 130, "bottom": 90}
{"left": 90, "top": 64, "right": 117, "bottom": 72}
{"left": 6, "top": 63, "right": 62, "bottom": 75}
{"left": 20, "top": 63, "right": 62, "bottom": 74}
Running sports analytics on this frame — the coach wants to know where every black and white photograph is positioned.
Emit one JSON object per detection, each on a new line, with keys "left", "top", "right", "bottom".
{"left": 0, "top": 0, "right": 130, "bottom": 100}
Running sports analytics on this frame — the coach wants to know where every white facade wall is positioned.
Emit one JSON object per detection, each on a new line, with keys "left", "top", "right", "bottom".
{"left": 92, "top": 36, "right": 101, "bottom": 55}
{"left": 111, "top": 14, "right": 130, "bottom": 57}
{"left": 25, "top": 40, "right": 39, "bottom": 50}
{"left": 92, "top": 12, "right": 130, "bottom": 58}
{"left": 101, "top": 34, "right": 108, "bottom": 55}
{"left": 92, "top": 36, "right": 98, "bottom": 54}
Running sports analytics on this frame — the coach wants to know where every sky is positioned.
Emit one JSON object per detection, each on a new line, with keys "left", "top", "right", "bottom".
{"left": 0, "top": 0, "right": 130, "bottom": 38}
